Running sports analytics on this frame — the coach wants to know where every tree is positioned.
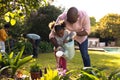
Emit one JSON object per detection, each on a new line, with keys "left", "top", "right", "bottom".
{"left": 0, "top": 0, "right": 51, "bottom": 26}
{"left": 27, "top": 5, "right": 62, "bottom": 41}
{"left": 90, "top": 16, "right": 96, "bottom": 26}
{"left": 0, "top": 0, "right": 53, "bottom": 37}
{"left": 0, "top": 0, "right": 47, "bottom": 16}
{"left": 97, "top": 13, "right": 120, "bottom": 45}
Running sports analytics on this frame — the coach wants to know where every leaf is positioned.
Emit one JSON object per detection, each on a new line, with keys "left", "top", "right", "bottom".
{"left": 14, "top": 46, "right": 25, "bottom": 65}
{"left": 0, "top": 53, "right": 2, "bottom": 62}
{"left": 17, "top": 55, "right": 33, "bottom": 68}
{"left": 108, "top": 69, "right": 120, "bottom": 80}
{"left": 9, "top": 52, "right": 14, "bottom": 59}
{"left": 4, "top": 16, "right": 10, "bottom": 22}
{"left": 5, "top": 12, "right": 10, "bottom": 16}
{"left": 10, "top": 19, "right": 16, "bottom": 26}
{"left": 80, "top": 71, "right": 99, "bottom": 80}
{"left": 10, "top": 13, "right": 15, "bottom": 18}
{"left": 0, "top": 66, "right": 9, "bottom": 73}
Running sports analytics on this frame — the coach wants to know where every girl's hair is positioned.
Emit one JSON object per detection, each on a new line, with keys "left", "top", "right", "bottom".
{"left": 54, "top": 22, "right": 65, "bottom": 32}
{"left": 48, "top": 21, "right": 66, "bottom": 32}
{"left": 48, "top": 21, "right": 56, "bottom": 30}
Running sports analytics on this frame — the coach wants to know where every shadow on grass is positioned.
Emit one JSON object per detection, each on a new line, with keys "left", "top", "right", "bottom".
{"left": 89, "top": 51, "right": 120, "bottom": 75}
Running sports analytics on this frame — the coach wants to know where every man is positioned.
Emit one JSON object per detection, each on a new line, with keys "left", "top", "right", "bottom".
{"left": 0, "top": 23, "right": 9, "bottom": 52}
{"left": 49, "top": 7, "right": 91, "bottom": 67}
{"left": 24, "top": 33, "right": 41, "bottom": 58}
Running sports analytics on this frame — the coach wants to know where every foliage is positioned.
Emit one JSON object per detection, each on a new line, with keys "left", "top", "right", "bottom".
{"left": 76, "top": 67, "right": 106, "bottom": 80}
{"left": 90, "top": 16, "right": 97, "bottom": 26}
{"left": 4, "top": 11, "right": 25, "bottom": 26}
{"left": 39, "top": 41, "right": 53, "bottom": 53}
{"left": 0, "top": 0, "right": 48, "bottom": 17}
{"left": 98, "top": 14, "right": 120, "bottom": 39}
{"left": 40, "top": 67, "right": 59, "bottom": 80}
{"left": 108, "top": 69, "right": 120, "bottom": 80}
{"left": 24, "top": 41, "right": 33, "bottom": 54}
{"left": 33, "top": 67, "right": 120, "bottom": 80}
{"left": 30, "top": 63, "right": 40, "bottom": 72}
{"left": 1, "top": 50, "right": 120, "bottom": 79}
{"left": 7, "top": 38, "right": 33, "bottom": 55}
{"left": 0, "top": 0, "right": 50, "bottom": 37}
{"left": 27, "top": 5, "right": 62, "bottom": 41}
{"left": 0, "top": 46, "right": 33, "bottom": 77}
{"left": 7, "top": 39, "right": 52, "bottom": 54}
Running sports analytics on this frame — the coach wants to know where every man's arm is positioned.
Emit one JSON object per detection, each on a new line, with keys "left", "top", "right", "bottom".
{"left": 77, "top": 11, "right": 90, "bottom": 36}
{"left": 76, "top": 30, "right": 88, "bottom": 36}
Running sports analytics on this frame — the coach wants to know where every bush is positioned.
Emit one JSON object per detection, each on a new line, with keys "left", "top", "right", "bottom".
{"left": 30, "top": 63, "right": 40, "bottom": 72}
{"left": 27, "top": 5, "right": 62, "bottom": 41}
{"left": 10, "top": 41, "right": 32, "bottom": 55}
{"left": 39, "top": 41, "right": 53, "bottom": 53}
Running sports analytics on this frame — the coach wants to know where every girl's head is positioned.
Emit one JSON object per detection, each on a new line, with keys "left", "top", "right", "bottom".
{"left": 54, "top": 22, "right": 65, "bottom": 37}
{"left": 49, "top": 21, "right": 66, "bottom": 37}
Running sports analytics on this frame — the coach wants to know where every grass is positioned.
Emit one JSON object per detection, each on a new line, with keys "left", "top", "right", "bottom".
{"left": 21, "top": 50, "right": 120, "bottom": 76}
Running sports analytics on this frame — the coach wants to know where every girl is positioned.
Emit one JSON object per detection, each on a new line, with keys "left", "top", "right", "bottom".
{"left": 49, "top": 21, "right": 76, "bottom": 75}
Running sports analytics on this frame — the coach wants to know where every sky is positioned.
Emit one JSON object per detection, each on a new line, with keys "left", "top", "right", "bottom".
{"left": 52, "top": 0, "right": 120, "bottom": 21}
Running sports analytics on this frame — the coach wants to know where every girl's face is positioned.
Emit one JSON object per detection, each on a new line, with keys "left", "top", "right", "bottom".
{"left": 56, "top": 29, "right": 64, "bottom": 37}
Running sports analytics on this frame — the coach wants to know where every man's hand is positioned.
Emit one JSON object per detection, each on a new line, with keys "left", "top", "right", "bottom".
{"left": 76, "top": 30, "right": 88, "bottom": 36}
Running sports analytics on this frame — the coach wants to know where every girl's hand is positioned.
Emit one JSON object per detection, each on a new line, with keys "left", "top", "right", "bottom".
{"left": 64, "top": 39, "right": 72, "bottom": 43}
{"left": 63, "top": 40, "right": 68, "bottom": 43}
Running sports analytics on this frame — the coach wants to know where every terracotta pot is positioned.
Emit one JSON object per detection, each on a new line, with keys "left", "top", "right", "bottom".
{"left": 30, "top": 72, "right": 40, "bottom": 80}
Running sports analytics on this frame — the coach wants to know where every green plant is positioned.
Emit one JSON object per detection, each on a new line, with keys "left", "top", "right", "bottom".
{"left": 11, "top": 40, "right": 33, "bottom": 55}
{"left": 68, "top": 67, "right": 107, "bottom": 80}
{"left": 28, "top": 5, "right": 62, "bottom": 41}
{"left": 0, "top": 46, "right": 33, "bottom": 77}
{"left": 108, "top": 69, "right": 120, "bottom": 80}
{"left": 40, "top": 67, "right": 59, "bottom": 80}
{"left": 24, "top": 41, "right": 33, "bottom": 55}
{"left": 30, "top": 63, "right": 41, "bottom": 80}
{"left": 39, "top": 41, "right": 53, "bottom": 53}
{"left": 30, "top": 63, "right": 40, "bottom": 72}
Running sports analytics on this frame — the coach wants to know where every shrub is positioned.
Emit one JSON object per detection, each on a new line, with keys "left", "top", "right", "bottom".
{"left": 39, "top": 41, "right": 53, "bottom": 53}
{"left": 27, "top": 5, "right": 62, "bottom": 41}
{"left": 30, "top": 63, "right": 40, "bottom": 72}
{"left": 0, "top": 46, "right": 33, "bottom": 78}
{"left": 8, "top": 40, "right": 32, "bottom": 55}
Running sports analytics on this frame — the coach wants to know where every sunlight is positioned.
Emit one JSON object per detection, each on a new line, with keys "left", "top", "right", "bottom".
{"left": 52, "top": 0, "right": 120, "bottom": 21}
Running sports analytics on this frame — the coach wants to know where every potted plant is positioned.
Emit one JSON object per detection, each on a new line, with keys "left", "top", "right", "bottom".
{"left": 30, "top": 63, "right": 41, "bottom": 80}
{"left": 0, "top": 46, "right": 33, "bottom": 78}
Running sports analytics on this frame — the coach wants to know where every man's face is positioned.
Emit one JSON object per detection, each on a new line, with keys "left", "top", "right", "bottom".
{"left": 67, "top": 17, "right": 78, "bottom": 24}
{"left": 67, "top": 7, "right": 79, "bottom": 24}
{"left": 67, "top": 14, "right": 79, "bottom": 24}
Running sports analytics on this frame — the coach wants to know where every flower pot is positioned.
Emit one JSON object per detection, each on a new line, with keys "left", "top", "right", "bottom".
{"left": 30, "top": 72, "right": 40, "bottom": 80}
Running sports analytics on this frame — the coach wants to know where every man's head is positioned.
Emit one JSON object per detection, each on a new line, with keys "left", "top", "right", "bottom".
{"left": 67, "top": 7, "right": 79, "bottom": 24}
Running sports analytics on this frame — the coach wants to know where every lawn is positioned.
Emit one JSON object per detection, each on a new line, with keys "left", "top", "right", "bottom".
{"left": 21, "top": 50, "right": 120, "bottom": 76}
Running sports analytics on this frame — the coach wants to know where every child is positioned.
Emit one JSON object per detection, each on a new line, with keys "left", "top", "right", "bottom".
{"left": 0, "top": 23, "right": 10, "bottom": 52}
{"left": 49, "top": 21, "right": 76, "bottom": 75}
